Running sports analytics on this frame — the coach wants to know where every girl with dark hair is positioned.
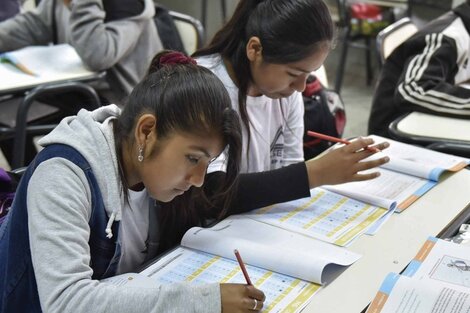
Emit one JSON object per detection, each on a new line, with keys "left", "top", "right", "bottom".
{"left": 193, "top": 0, "right": 390, "bottom": 211}
{"left": 0, "top": 51, "right": 265, "bottom": 313}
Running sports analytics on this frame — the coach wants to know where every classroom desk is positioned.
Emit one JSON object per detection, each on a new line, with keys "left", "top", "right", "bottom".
{"left": 303, "top": 168, "right": 470, "bottom": 313}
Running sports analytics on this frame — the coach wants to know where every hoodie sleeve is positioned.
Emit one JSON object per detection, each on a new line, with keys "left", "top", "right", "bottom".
{"left": 27, "top": 158, "right": 221, "bottom": 313}
{"left": 395, "top": 31, "right": 470, "bottom": 116}
{"left": 0, "top": 0, "right": 54, "bottom": 51}
{"left": 68, "top": 0, "right": 156, "bottom": 71}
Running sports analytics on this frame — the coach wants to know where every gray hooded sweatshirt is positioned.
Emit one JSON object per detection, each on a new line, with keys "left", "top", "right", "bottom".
{"left": 0, "top": 0, "right": 162, "bottom": 101}
{"left": 27, "top": 105, "right": 220, "bottom": 312}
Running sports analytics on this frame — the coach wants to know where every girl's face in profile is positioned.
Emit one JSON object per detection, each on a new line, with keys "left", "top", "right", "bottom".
{"left": 139, "top": 130, "right": 224, "bottom": 202}
{"left": 248, "top": 45, "right": 329, "bottom": 99}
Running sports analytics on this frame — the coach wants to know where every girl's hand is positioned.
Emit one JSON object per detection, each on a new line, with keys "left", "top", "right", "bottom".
{"left": 220, "top": 283, "right": 265, "bottom": 313}
{"left": 306, "top": 137, "right": 390, "bottom": 188}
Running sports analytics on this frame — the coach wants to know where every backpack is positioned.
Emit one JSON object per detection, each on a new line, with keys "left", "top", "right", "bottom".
{"left": 0, "top": 168, "right": 22, "bottom": 226}
{"left": 154, "top": 5, "right": 186, "bottom": 54}
{"left": 302, "top": 75, "right": 346, "bottom": 160}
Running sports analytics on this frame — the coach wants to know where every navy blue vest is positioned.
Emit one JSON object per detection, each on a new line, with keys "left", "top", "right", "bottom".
{"left": 0, "top": 144, "right": 120, "bottom": 313}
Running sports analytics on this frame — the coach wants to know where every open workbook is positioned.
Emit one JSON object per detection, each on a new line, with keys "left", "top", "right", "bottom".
{"left": 0, "top": 44, "right": 99, "bottom": 93}
{"left": 325, "top": 135, "right": 470, "bottom": 213}
{"left": 103, "top": 217, "right": 361, "bottom": 313}
{"left": 366, "top": 237, "right": 470, "bottom": 313}
{"left": 239, "top": 136, "right": 470, "bottom": 247}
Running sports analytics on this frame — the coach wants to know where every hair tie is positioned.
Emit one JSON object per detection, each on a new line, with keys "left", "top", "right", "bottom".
{"left": 159, "top": 51, "right": 197, "bottom": 66}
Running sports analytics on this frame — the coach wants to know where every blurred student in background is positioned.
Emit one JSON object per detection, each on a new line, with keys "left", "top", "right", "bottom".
{"left": 368, "top": 0, "right": 470, "bottom": 137}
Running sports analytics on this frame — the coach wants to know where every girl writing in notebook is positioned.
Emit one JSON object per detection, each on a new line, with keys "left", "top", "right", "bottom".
{"left": 0, "top": 51, "right": 265, "bottom": 313}
{"left": 187, "top": 0, "right": 390, "bottom": 219}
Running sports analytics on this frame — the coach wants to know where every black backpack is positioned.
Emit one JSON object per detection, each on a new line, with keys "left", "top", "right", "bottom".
{"left": 303, "top": 75, "right": 346, "bottom": 160}
{"left": 154, "top": 5, "right": 186, "bottom": 54}
{"left": 0, "top": 168, "right": 22, "bottom": 226}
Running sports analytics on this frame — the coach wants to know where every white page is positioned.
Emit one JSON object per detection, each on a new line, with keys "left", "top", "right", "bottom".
{"left": 141, "top": 247, "right": 321, "bottom": 313}
{"left": 244, "top": 188, "right": 388, "bottom": 246}
{"left": 369, "top": 134, "right": 470, "bottom": 180}
{"left": 0, "top": 44, "right": 97, "bottom": 91}
{"left": 324, "top": 167, "right": 435, "bottom": 212}
{"left": 180, "top": 217, "right": 361, "bottom": 285}
{"left": 403, "top": 237, "right": 470, "bottom": 288}
{"left": 366, "top": 273, "right": 470, "bottom": 313}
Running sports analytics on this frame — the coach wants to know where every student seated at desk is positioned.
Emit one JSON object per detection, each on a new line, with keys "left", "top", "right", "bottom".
{"left": 0, "top": 51, "right": 267, "bottom": 313}
{"left": 0, "top": 0, "right": 162, "bottom": 104}
{"left": 164, "top": 0, "right": 390, "bottom": 241}
{"left": 368, "top": 0, "right": 470, "bottom": 137}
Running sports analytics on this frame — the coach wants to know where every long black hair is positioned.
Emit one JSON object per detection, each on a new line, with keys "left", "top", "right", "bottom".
{"left": 193, "top": 0, "right": 335, "bottom": 160}
{"left": 114, "top": 50, "right": 242, "bottom": 253}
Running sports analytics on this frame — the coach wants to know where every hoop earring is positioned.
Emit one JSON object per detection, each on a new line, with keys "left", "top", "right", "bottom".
{"left": 138, "top": 146, "right": 144, "bottom": 162}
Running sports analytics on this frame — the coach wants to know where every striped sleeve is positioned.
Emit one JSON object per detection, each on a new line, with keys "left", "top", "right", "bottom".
{"left": 396, "top": 30, "right": 470, "bottom": 116}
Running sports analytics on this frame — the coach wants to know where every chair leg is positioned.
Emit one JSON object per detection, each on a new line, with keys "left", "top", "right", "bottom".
{"left": 220, "top": 0, "right": 226, "bottom": 24}
{"left": 365, "top": 36, "right": 373, "bottom": 86}
{"left": 334, "top": 26, "right": 351, "bottom": 93}
{"left": 201, "top": 0, "right": 208, "bottom": 30}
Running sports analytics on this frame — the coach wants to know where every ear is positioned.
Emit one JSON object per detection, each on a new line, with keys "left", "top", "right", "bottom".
{"left": 246, "top": 36, "right": 263, "bottom": 62}
{"left": 134, "top": 114, "right": 157, "bottom": 148}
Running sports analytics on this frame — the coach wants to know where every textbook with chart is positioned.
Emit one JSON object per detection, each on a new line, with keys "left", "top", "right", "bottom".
{"left": 240, "top": 136, "right": 470, "bottom": 247}
{"left": 0, "top": 44, "right": 99, "bottom": 93}
{"left": 103, "top": 217, "right": 361, "bottom": 313}
{"left": 322, "top": 135, "right": 469, "bottom": 213}
{"left": 366, "top": 237, "right": 470, "bottom": 313}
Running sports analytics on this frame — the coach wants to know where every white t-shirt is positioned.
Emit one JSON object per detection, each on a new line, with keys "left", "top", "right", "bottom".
{"left": 117, "top": 188, "right": 149, "bottom": 274}
{"left": 197, "top": 54, "right": 305, "bottom": 174}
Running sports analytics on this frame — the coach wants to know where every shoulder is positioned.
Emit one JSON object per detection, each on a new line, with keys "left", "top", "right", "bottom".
{"left": 27, "top": 157, "right": 93, "bottom": 218}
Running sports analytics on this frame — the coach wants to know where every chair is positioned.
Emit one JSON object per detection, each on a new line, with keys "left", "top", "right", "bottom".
{"left": 334, "top": 0, "right": 393, "bottom": 93}
{"left": 169, "top": 10, "right": 205, "bottom": 55}
{"left": 376, "top": 17, "right": 418, "bottom": 66}
{"left": 0, "top": 81, "right": 101, "bottom": 168}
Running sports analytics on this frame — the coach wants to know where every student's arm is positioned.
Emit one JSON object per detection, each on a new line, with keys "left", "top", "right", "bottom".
{"left": 68, "top": 0, "right": 154, "bottom": 71}
{"left": 27, "top": 159, "right": 221, "bottom": 313}
{"left": 395, "top": 32, "right": 470, "bottom": 117}
{"left": 282, "top": 91, "right": 305, "bottom": 166}
{"left": 205, "top": 162, "right": 310, "bottom": 216}
{"left": 0, "top": 0, "right": 54, "bottom": 51}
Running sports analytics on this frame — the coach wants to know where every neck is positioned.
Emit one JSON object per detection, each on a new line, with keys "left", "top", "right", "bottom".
{"left": 223, "top": 57, "right": 261, "bottom": 96}
{"left": 119, "top": 141, "right": 143, "bottom": 191}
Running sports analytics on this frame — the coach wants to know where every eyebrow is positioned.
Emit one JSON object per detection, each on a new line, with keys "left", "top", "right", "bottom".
{"left": 290, "top": 66, "right": 312, "bottom": 74}
{"left": 290, "top": 65, "right": 322, "bottom": 74}
{"left": 189, "top": 145, "right": 211, "bottom": 158}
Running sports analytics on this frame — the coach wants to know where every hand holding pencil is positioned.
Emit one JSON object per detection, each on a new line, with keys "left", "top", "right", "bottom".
{"left": 304, "top": 131, "right": 390, "bottom": 188}
{"left": 219, "top": 249, "right": 265, "bottom": 312}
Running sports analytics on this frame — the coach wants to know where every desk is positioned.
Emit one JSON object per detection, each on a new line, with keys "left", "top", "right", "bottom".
{"left": 302, "top": 169, "right": 470, "bottom": 312}
{"left": 393, "top": 111, "right": 470, "bottom": 142}
{"left": 0, "top": 44, "right": 103, "bottom": 95}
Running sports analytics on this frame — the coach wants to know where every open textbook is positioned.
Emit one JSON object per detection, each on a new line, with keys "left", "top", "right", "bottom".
{"left": 0, "top": 44, "right": 99, "bottom": 93}
{"left": 103, "top": 217, "right": 361, "bottom": 313}
{"left": 324, "top": 135, "right": 470, "bottom": 213}
{"left": 366, "top": 237, "right": 470, "bottom": 313}
{"left": 243, "top": 187, "right": 391, "bottom": 246}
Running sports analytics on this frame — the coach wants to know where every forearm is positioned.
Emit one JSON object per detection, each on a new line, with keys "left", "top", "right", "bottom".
{"left": 69, "top": 0, "right": 149, "bottom": 70}
{"left": 205, "top": 163, "right": 310, "bottom": 216}
{"left": 0, "top": 10, "right": 52, "bottom": 51}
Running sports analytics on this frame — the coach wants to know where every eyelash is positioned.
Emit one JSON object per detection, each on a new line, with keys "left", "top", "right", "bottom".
{"left": 186, "top": 155, "right": 200, "bottom": 164}
{"left": 288, "top": 72, "right": 300, "bottom": 78}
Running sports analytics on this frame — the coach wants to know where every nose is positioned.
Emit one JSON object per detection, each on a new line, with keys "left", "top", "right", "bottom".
{"left": 291, "top": 75, "right": 308, "bottom": 92}
{"left": 187, "top": 163, "right": 206, "bottom": 188}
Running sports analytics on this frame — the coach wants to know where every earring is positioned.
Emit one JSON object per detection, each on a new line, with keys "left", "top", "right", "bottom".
{"left": 138, "top": 146, "right": 144, "bottom": 162}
